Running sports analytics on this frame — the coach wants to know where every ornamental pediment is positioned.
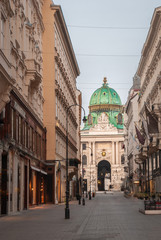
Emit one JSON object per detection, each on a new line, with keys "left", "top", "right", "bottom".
{"left": 90, "top": 112, "right": 118, "bottom": 132}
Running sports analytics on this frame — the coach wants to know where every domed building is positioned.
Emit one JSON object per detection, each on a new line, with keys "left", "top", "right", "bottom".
{"left": 81, "top": 77, "right": 126, "bottom": 192}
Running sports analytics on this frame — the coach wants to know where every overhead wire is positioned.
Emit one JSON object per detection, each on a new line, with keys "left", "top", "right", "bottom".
{"left": 1, "top": 47, "right": 141, "bottom": 57}
{"left": 67, "top": 25, "right": 149, "bottom": 30}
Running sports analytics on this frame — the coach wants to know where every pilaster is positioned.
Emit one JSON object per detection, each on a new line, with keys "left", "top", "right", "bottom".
{"left": 112, "top": 141, "right": 115, "bottom": 164}
{"left": 116, "top": 142, "right": 119, "bottom": 165}
{"left": 93, "top": 141, "right": 95, "bottom": 165}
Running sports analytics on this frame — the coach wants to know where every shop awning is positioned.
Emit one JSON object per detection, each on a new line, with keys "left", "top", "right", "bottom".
{"left": 30, "top": 166, "right": 47, "bottom": 175}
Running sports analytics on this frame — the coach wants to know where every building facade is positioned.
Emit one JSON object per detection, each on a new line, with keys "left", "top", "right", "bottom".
{"left": 125, "top": 74, "right": 141, "bottom": 193}
{"left": 0, "top": 0, "right": 47, "bottom": 215}
{"left": 132, "top": 7, "right": 161, "bottom": 196}
{"left": 81, "top": 78, "right": 127, "bottom": 193}
{"left": 43, "top": 1, "right": 81, "bottom": 203}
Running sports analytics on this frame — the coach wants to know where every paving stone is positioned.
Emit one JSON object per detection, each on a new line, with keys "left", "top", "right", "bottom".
{"left": 0, "top": 192, "right": 161, "bottom": 240}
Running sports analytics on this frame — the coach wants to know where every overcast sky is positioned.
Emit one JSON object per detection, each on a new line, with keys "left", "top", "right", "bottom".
{"left": 53, "top": 0, "right": 161, "bottom": 116}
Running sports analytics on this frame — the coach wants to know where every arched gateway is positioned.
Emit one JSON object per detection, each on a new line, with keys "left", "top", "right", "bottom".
{"left": 98, "top": 160, "right": 111, "bottom": 191}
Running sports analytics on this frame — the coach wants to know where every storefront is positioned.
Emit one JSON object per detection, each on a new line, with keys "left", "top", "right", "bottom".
{"left": 0, "top": 90, "right": 47, "bottom": 215}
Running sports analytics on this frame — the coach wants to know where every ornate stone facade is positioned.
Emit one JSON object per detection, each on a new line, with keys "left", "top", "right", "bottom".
{"left": 124, "top": 74, "right": 141, "bottom": 193}
{"left": 135, "top": 7, "right": 161, "bottom": 195}
{"left": 0, "top": 0, "right": 46, "bottom": 216}
{"left": 81, "top": 79, "right": 127, "bottom": 192}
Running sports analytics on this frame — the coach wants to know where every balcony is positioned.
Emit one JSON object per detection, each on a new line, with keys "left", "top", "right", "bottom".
{"left": 25, "top": 59, "right": 42, "bottom": 88}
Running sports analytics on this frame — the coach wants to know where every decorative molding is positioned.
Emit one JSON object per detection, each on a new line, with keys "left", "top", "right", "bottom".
{"left": 1, "top": 0, "right": 14, "bottom": 17}
{"left": 140, "top": 39, "right": 161, "bottom": 99}
{"left": 96, "top": 149, "right": 111, "bottom": 161}
{"left": 140, "top": 73, "right": 161, "bottom": 116}
{"left": 91, "top": 112, "right": 118, "bottom": 133}
{"left": 55, "top": 51, "right": 77, "bottom": 103}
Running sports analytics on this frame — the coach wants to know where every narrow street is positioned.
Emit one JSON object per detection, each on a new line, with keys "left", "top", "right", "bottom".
{"left": 0, "top": 192, "right": 161, "bottom": 240}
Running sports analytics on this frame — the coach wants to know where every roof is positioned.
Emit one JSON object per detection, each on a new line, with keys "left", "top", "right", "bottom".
{"left": 89, "top": 78, "right": 122, "bottom": 107}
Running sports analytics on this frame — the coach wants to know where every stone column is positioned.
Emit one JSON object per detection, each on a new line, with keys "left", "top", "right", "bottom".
{"left": 112, "top": 141, "right": 115, "bottom": 164}
{"left": 93, "top": 141, "right": 95, "bottom": 165}
{"left": 92, "top": 141, "right": 97, "bottom": 191}
{"left": 116, "top": 142, "right": 119, "bottom": 165}
{"left": 88, "top": 142, "right": 92, "bottom": 193}
{"left": 89, "top": 142, "right": 92, "bottom": 165}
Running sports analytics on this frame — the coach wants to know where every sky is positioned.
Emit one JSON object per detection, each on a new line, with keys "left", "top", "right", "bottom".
{"left": 53, "top": 0, "right": 161, "bottom": 116}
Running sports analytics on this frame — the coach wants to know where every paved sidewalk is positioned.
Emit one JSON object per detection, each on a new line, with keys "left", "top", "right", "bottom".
{"left": 1, "top": 192, "right": 161, "bottom": 240}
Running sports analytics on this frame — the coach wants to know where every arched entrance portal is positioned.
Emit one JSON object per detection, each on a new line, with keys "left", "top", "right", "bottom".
{"left": 97, "top": 160, "right": 111, "bottom": 191}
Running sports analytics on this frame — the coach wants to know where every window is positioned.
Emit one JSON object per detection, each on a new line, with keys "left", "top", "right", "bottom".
{"left": 1, "top": 14, "right": 5, "bottom": 49}
{"left": 24, "top": 122, "right": 27, "bottom": 147}
{"left": 30, "top": 127, "right": 33, "bottom": 151}
{"left": 16, "top": 115, "right": 19, "bottom": 142}
{"left": 82, "top": 155, "right": 87, "bottom": 165}
{"left": 21, "top": 119, "right": 25, "bottom": 145}
{"left": 117, "top": 113, "right": 122, "bottom": 124}
{"left": 121, "top": 155, "right": 125, "bottom": 164}
{"left": 19, "top": 116, "right": 22, "bottom": 144}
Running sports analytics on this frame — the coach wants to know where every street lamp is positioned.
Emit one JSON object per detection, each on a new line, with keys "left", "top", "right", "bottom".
{"left": 65, "top": 104, "right": 86, "bottom": 219}
{"left": 81, "top": 155, "right": 86, "bottom": 205}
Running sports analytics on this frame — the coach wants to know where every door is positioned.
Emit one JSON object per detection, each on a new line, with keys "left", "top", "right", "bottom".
{"left": 98, "top": 160, "right": 111, "bottom": 191}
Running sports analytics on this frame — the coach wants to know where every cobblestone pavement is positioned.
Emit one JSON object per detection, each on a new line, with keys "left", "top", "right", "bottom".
{"left": 1, "top": 192, "right": 161, "bottom": 240}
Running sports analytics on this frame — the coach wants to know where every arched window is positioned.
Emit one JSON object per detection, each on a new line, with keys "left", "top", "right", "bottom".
{"left": 82, "top": 155, "right": 87, "bottom": 165}
{"left": 117, "top": 113, "right": 122, "bottom": 124}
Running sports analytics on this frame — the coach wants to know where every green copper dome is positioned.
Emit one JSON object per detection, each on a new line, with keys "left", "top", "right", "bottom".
{"left": 89, "top": 78, "right": 122, "bottom": 106}
{"left": 82, "top": 77, "right": 124, "bottom": 131}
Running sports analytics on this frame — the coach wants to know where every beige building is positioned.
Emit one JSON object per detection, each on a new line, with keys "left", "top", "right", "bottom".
{"left": 0, "top": 0, "right": 46, "bottom": 216}
{"left": 125, "top": 74, "right": 141, "bottom": 193}
{"left": 43, "top": 1, "right": 81, "bottom": 203}
{"left": 81, "top": 78, "right": 127, "bottom": 193}
{"left": 136, "top": 6, "right": 161, "bottom": 195}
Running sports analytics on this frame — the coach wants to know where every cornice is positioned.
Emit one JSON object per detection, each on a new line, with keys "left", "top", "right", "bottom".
{"left": 89, "top": 104, "right": 123, "bottom": 113}
{"left": 51, "top": 4, "right": 80, "bottom": 77}
{"left": 55, "top": 87, "right": 78, "bottom": 128}
{"left": 139, "top": 39, "right": 161, "bottom": 99}
{"left": 55, "top": 49, "right": 77, "bottom": 103}
{"left": 137, "top": 8, "right": 161, "bottom": 77}
{"left": 140, "top": 72, "right": 161, "bottom": 117}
